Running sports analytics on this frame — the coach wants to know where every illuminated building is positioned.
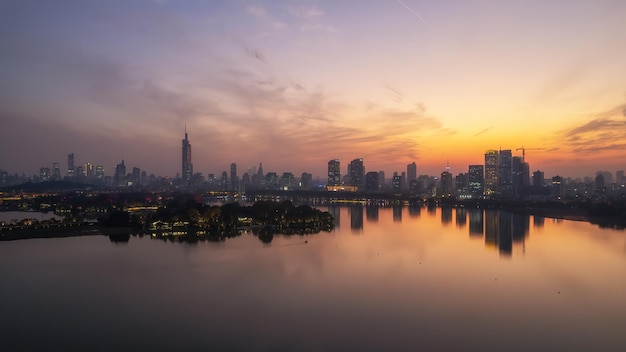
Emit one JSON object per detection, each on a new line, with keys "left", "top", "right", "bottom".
{"left": 96, "top": 165, "right": 105, "bottom": 183}
{"left": 40, "top": 167, "right": 51, "bottom": 182}
{"left": 468, "top": 165, "right": 484, "bottom": 198}
{"left": 67, "top": 153, "right": 75, "bottom": 178}
{"left": 182, "top": 128, "right": 193, "bottom": 182}
{"left": 85, "top": 162, "right": 94, "bottom": 179}
{"left": 52, "top": 162, "right": 61, "bottom": 181}
{"left": 498, "top": 149, "right": 512, "bottom": 196}
{"left": 328, "top": 159, "right": 341, "bottom": 186}
{"left": 484, "top": 150, "right": 498, "bottom": 196}
{"left": 440, "top": 170, "right": 453, "bottom": 197}
{"left": 349, "top": 158, "right": 364, "bottom": 187}
{"left": 392, "top": 172, "right": 402, "bottom": 193}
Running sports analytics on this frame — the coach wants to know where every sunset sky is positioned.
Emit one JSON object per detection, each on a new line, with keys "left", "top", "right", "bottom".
{"left": 1, "top": 0, "right": 625, "bottom": 180}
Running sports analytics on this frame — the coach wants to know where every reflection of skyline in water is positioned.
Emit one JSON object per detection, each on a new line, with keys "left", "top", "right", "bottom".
{"left": 365, "top": 205, "right": 379, "bottom": 222}
{"left": 393, "top": 206, "right": 402, "bottom": 222}
{"left": 349, "top": 205, "right": 363, "bottom": 233}
{"left": 456, "top": 208, "right": 467, "bottom": 228}
{"left": 441, "top": 207, "right": 453, "bottom": 225}
{"left": 330, "top": 205, "right": 532, "bottom": 257}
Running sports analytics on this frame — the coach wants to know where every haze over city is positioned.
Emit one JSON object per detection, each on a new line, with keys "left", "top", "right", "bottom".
{"left": 1, "top": 0, "right": 625, "bottom": 179}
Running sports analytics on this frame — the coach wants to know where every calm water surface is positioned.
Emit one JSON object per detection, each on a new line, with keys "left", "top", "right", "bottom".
{"left": 1, "top": 206, "right": 625, "bottom": 351}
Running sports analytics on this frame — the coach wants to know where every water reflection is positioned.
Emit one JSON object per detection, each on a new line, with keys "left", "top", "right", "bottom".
{"left": 349, "top": 205, "right": 363, "bottom": 233}
{"left": 330, "top": 205, "right": 533, "bottom": 257}
{"left": 365, "top": 205, "right": 379, "bottom": 222}
{"left": 393, "top": 205, "right": 402, "bottom": 222}
{"left": 534, "top": 216, "right": 545, "bottom": 228}
{"left": 469, "top": 208, "right": 484, "bottom": 237}
{"left": 329, "top": 205, "right": 340, "bottom": 230}
{"left": 408, "top": 205, "right": 420, "bottom": 218}
{"left": 455, "top": 208, "right": 466, "bottom": 227}
{"left": 441, "top": 207, "right": 453, "bottom": 225}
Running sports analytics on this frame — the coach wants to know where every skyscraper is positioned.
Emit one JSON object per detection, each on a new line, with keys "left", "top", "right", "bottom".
{"left": 115, "top": 160, "right": 126, "bottom": 187}
{"left": 349, "top": 158, "right": 364, "bottom": 187}
{"left": 365, "top": 171, "right": 379, "bottom": 192}
{"left": 407, "top": 162, "right": 417, "bottom": 182}
{"left": 532, "top": 170, "right": 544, "bottom": 187}
{"left": 230, "top": 163, "right": 238, "bottom": 191}
{"left": 498, "top": 149, "right": 513, "bottom": 196}
{"left": 52, "top": 162, "right": 61, "bottom": 181}
{"left": 484, "top": 150, "right": 498, "bottom": 196}
{"left": 328, "top": 159, "right": 341, "bottom": 186}
{"left": 182, "top": 128, "right": 193, "bottom": 182}
{"left": 67, "top": 153, "right": 75, "bottom": 178}
{"left": 468, "top": 165, "right": 484, "bottom": 198}
{"left": 512, "top": 156, "right": 524, "bottom": 196}
{"left": 441, "top": 169, "right": 453, "bottom": 197}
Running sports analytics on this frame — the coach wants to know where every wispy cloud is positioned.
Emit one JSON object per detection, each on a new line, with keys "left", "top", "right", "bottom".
{"left": 473, "top": 127, "right": 491, "bottom": 136}
{"left": 561, "top": 103, "right": 626, "bottom": 155}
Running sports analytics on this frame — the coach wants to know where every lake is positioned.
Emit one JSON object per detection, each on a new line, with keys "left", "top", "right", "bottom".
{"left": 1, "top": 205, "right": 625, "bottom": 351}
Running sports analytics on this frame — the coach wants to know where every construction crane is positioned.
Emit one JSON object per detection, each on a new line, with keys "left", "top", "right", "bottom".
{"left": 516, "top": 146, "right": 544, "bottom": 163}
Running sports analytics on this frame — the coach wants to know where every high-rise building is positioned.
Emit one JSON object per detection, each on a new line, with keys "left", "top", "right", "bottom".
{"left": 85, "top": 162, "right": 94, "bottom": 179}
{"left": 365, "top": 171, "right": 379, "bottom": 192}
{"left": 512, "top": 156, "right": 524, "bottom": 196}
{"left": 617, "top": 170, "right": 625, "bottom": 185}
{"left": 300, "top": 172, "right": 312, "bottom": 190}
{"left": 40, "top": 167, "right": 51, "bottom": 182}
{"left": 441, "top": 170, "right": 453, "bottom": 197}
{"left": 230, "top": 163, "right": 238, "bottom": 191}
{"left": 76, "top": 166, "right": 84, "bottom": 181}
{"left": 280, "top": 172, "right": 295, "bottom": 190}
{"left": 328, "top": 159, "right": 341, "bottom": 186}
{"left": 455, "top": 173, "right": 468, "bottom": 196}
{"left": 484, "top": 150, "right": 498, "bottom": 196}
{"left": 114, "top": 160, "right": 126, "bottom": 187}
{"left": 468, "top": 165, "right": 484, "bottom": 198}
{"left": 349, "top": 158, "right": 364, "bottom": 187}
{"left": 407, "top": 162, "right": 417, "bottom": 182}
{"left": 221, "top": 171, "right": 228, "bottom": 190}
{"left": 498, "top": 149, "right": 513, "bottom": 196}
{"left": 182, "top": 129, "right": 193, "bottom": 182}
{"left": 551, "top": 176, "right": 563, "bottom": 197}
{"left": 595, "top": 174, "right": 605, "bottom": 192}
{"left": 596, "top": 171, "right": 612, "bottom": 185}
{"left": 265, "top": 172, "right": 278, "bottom": 189}
{"left": 67, "top": 153, "right": 75, "bottom": 178}
{"left": 392, "top": 172, "right": 402, "bottom": 193}
{"left": 132, "top": 167, "right": 141, "bottom": 185}
{"left": 52, "top": 162, "right": 61, "bottom": 181}
{"left": 532, "top": 170, "right": 544, "bottom": 187}
{"left": 242, "top": 173, "right": 250, "bottom": 191}
{"left": 96, "top": 165, "right": 105, "bottom": 183}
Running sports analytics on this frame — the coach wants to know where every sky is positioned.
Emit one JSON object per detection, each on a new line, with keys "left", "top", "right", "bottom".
{"left": 1, "top": 0, "right": 625, "bottom": 180}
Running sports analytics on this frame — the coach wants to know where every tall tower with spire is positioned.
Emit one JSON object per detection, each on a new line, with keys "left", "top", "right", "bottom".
{"left": 182, "top": 126, "right": 193, "bottom": 182}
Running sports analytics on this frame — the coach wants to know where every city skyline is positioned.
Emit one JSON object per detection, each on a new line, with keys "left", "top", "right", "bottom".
{"left": 1, "top": 1, "right": 625, "bottom": 178}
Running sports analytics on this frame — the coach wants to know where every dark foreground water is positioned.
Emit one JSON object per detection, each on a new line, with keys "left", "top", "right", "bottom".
{"left": 1, "top": 206, "right": 625, "bottom": 351}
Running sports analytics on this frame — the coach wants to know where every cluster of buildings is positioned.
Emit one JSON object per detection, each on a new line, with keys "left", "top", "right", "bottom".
{"left": 2, "top": 131, "right": 625, "bottom": 200}
{"left": 324, "top": 149, "right": 626, "bottom": 200}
